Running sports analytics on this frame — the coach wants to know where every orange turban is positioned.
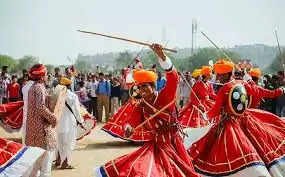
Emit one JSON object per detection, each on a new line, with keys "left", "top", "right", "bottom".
{"left": 60, "top": 77, "right": 72, "bottom": 86}
{"left": 192, "top": 69, "right": 202, "bottom": 78}
{"left": 29, "top": 64, "right": 47, "bottom": 80}
{"left": 201, "top": 66, "right": 212, "bottom": 76}
{"left": 133, "top": 69, "right": 157, "bottom": 85}
{"left": 213, "top": 59, "right": 235, "bottom": 74}
{"left": 248, "top": 68, "right": 261, "bottom": 78}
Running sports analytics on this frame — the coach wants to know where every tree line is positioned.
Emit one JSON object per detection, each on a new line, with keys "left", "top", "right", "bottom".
{"left": 1, "top": 47, "right": 284, "bottom": 75}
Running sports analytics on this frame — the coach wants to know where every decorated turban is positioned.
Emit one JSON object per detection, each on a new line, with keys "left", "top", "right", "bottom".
{"left": 29, "top": 64, "right": 47, "bottom": 80}
{"left": 133, "top": 69, "right": 157, "bottom": 85}
{"left": 192, "top": 69, "right": 202, "bottom": 78}
{"left": 248, "top": 67, "right": 261, "bottom": 78}
{"left": 201, "top": 66, "right": 212, "bottom": 76}
{"left": 213, "top": 59, "right": 235, "bottom": 74}
{"left": 60, "top": 77, "right": 72, "bottom": 86}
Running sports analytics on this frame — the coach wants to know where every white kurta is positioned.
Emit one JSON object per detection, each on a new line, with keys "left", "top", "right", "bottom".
{"left": 21, "top": 80, "right": 34, "bottom": 145}
{"left": 56, "top": 89, "right": 83, "bottom": 164}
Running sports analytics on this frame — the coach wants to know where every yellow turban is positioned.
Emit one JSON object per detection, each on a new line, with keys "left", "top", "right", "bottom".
{"left": 133, "top": 69, "right": 157, "bottom": 85}
{"left": 213, "top": 59, "right": 235, "bottom": 74}
{"left": 192, "top": 69, "right": 202, "bottom": 78}
{"left": 201, "top": 66, "right": 212, "bottom": 76}
{"left": 248, "top": 68, "right": 261, "bottom": 78}
{"left": 60, "top": 77, "right": 72, "bottom": 86}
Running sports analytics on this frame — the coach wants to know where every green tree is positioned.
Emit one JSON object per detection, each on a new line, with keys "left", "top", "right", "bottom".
{"left": 267, "top": 49, "right": 285, "bottom": 72}
{"left": 180, "top": 48, "right": 240, "bottom": 72}
{"left": 0, "top": 54, "right": 16, "bottom": 70}
{"left": 12, "top": 55, "right": 39, "bottom": 72}
{"left": 45, "top": 64, "right": 55, "bottom": 73}
{"left": 74, "top": 59, "right": 89, "bottom": 73}
{"left": 115, "top": 51, "right": 133, "bottom": 69}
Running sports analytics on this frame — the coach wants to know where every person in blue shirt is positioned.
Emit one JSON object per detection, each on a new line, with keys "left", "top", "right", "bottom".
{"left": 156, "top": 71, "right": 166, "bottom": 92}
{"left": 96, "top": 72, "right": 111, "bottom": 122}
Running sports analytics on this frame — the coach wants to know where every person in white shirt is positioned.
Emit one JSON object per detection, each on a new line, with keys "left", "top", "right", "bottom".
{"left": 88, "top": 74, "right": 98, "bottom": 117}
{"left": 21, "top": 80, "right": 34, "bottom": 145}
{"left": 55, "top": 77, "right": 84, "bottom": 169}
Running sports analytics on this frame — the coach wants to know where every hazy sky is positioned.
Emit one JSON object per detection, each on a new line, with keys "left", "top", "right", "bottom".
{"left": 0, "top": 0, "right": 284, "bottom": 65}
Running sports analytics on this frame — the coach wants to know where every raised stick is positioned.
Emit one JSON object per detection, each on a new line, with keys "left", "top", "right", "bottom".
{"left": 201, "top": 31, "right": 232, "bottom": 61}
{"left": 78, "top": 30, "right": 177, "bottom": 53}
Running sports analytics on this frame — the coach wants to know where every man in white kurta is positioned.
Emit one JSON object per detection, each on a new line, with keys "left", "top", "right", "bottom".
{"left": 56, "top": 77, "right": 84, "bottom": 169}
{"left": 21, "top": 80, "right": 34, "bottom": 145}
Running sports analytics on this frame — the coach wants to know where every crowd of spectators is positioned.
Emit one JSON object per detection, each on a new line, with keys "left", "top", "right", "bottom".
{"left": 1, "top": 64, "right": 285, "bottom": 122}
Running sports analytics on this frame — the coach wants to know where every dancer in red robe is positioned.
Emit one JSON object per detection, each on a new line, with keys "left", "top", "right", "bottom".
{"left": 247, "top": 67, "right": 283, "bottom": 109}
{"left": 179, "top": 66, "right": 216, "bottom": 128}
{"left": 94, "top": 44, "right": 199, "bottom": 177}
{"left": 188, "top": 59, "right": 285, "bottom": 177}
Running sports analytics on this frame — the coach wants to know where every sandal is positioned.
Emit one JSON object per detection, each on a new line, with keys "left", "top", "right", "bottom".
{"left": 60, "top": 165, "right": 75, "bottom": 169}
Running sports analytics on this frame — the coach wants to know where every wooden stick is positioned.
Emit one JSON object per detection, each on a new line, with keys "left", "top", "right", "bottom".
{"left": 274, "top": 30, "right": 283, "bottom": 68}
{"left": 77, "top": 30, "right": 177, "bottom": 53}
{"left": 132, "top": 99, "right": 176, "bottom": 132}
{"left": 201, "top": 31, "right": 232, "bottom": 62}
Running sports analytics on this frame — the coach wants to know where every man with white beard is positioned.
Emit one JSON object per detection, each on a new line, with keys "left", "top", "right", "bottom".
{"left": 21, "top": 79, "right": 34, "bottom": 145}
{"left": 55, "top": 77, "right": 84, "bottom": 169}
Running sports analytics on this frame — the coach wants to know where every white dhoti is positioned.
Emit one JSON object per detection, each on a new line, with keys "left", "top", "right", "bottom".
{"left": 56, "top": 89, "right": 83, "bottom": 165}
{"left": 57, "top": 130, "right": 76, "bottom": 164}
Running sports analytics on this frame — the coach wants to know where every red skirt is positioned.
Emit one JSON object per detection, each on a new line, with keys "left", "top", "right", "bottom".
{"left": 188, "top": 109, "right": 285, "bottom": 176}
{"left": 179, "top": 100, "right": 214, "bottom": 128}
{"left": 0, "top": 101, "right": 23, "bottom": 130}
{"left": 95, "top": 129, "right": 199, "bottom": 177}
{"left": 102, "top": 101, "right": 152, "bottom": 142}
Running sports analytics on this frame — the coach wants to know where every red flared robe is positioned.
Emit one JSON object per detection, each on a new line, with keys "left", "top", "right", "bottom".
{"left": 247, "top": 80, "right": 283, "bottom": 108}
{"left": 0, "top": 101, "right": 23, "bottom": 129}
{"left": 102, "top": 99, "right": 152, "bottom": 142}
{"left": 96, "top": 69, "right": 199, "bottom": 177}
{"left": 179, "top": 81, "right": 216, "bottom": 128}
{"left": 188, "top": 79, "right": 285, "bottom": 176}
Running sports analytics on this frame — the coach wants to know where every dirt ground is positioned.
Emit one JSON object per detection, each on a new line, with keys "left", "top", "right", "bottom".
{"left": 1, "top": 123, "right": 138, "bottom": 177}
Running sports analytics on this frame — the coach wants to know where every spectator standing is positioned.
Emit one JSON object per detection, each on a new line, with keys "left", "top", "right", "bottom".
{"left": 96, "top": 73, "right": 111, "bottom": 122}
{"left": 276, "top": 71, "right": 285, "bottom": 116}
{"left": 85, "top": 75, "right": 93, "bottom": 113}
{"left": 65, "top": 67, "right": 76, "bottom": 92}
{"left": 52, "top": 67, "right": 61, "bottom": 88}
{"left": 7, "top": 75, "right": 20, "bottom": 102}
{"left": 88, "top": 74, "right": 98, "bottom": 118}
{"left": 78, "top": 81, "right": 89, "bottom": 108}
{"left": 156, "top": 71, "right": 166, "bottom": 92}
{"left": 0, "top": 66, "right": 10, "bottom": 104}
{"left": 110, "top": 77, "right": 121, "bottom": 117}
{"left": 120, "top": 69, "right": 129, "bottom": 105}
{"left": 18, "top": 69, "right": 28, "bottom": 88}
{"left": 179, "top": 72, "right": 192, "bottom": 107}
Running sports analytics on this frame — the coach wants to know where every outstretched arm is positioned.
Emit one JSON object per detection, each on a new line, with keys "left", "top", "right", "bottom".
{"left": 150, "top": 44, "right": 178, "bottom": 107}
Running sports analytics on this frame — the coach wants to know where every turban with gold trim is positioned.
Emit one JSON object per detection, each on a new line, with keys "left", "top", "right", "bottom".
{"left": 192, "top": 69, "right": 202, "bottom": 78}
{"left": 60, "top": 77, "right": 72, "bottom": 86}
{"left": 201, "top": 66, "right": 212, "bottom": 76}
{"left": 29, "top": 64, "right": 47, "bottom": 80}
{"left": 248, "top": 67, "right": 261, "bottom": 78}
{"left": 213, "top": 59, "right": 235, "bottom": 74}
{"left": 133, "top": 69, "right": 157, "bottom": 85}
